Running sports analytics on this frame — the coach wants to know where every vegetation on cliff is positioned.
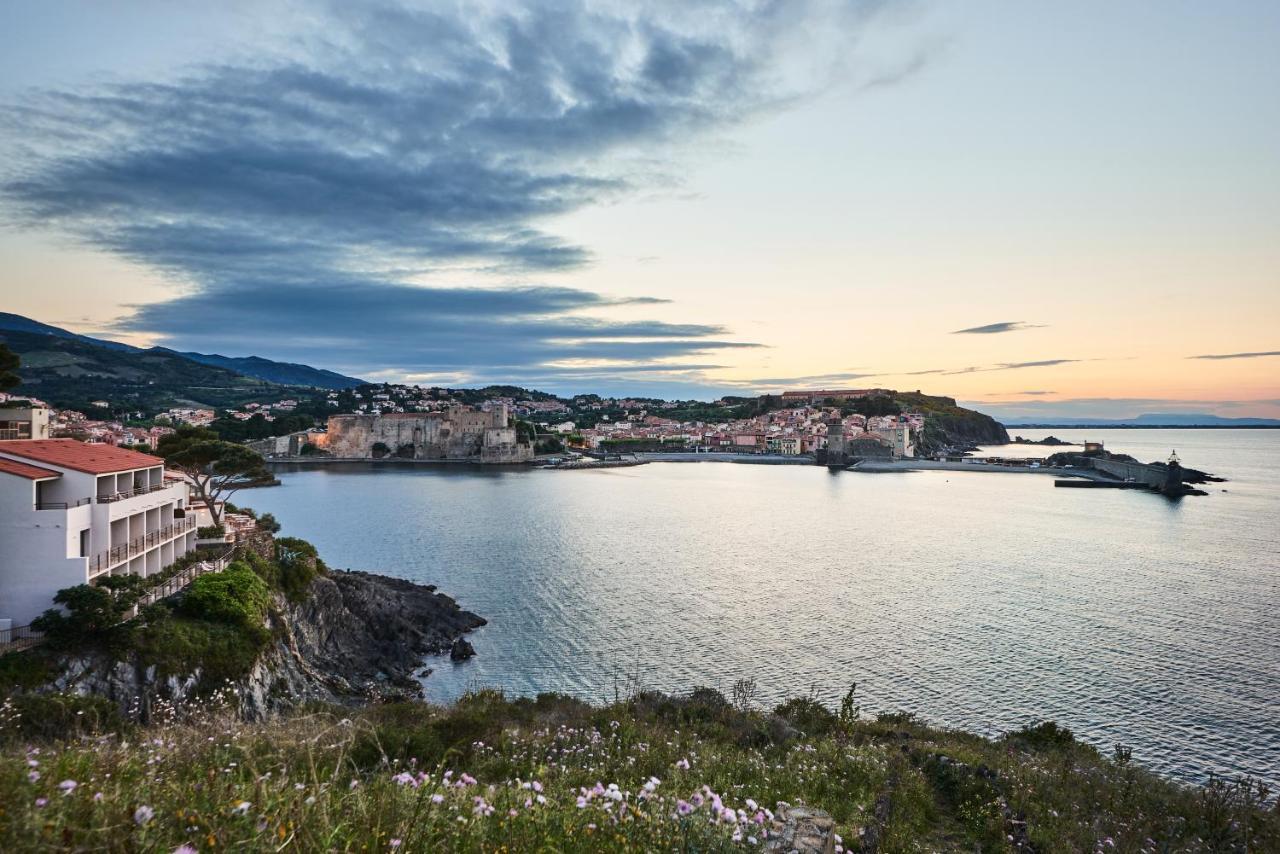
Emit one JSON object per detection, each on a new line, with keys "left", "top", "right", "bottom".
{"left": 0, "top": 685, "right": 1274, "bottom": 851}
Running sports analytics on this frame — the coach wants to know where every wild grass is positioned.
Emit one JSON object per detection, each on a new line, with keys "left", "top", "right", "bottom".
{"left": 0, "top": 683, "right": 1274, "bottom": 852}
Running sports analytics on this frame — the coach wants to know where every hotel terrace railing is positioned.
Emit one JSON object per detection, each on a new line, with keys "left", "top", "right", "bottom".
{"left": 0, "top": 623, "right": 42, "bottom": 654}
{"left": 0, "top": 546, "right": 237, "bottom": 653}
{"left": 96, "top": 482, "right": 173, "bottom": 503}
{"left": 120, "top": 547, "right": 236, "bottom": 621}
{"left": 35, "top": 497, "right": 93, "bottom": 510}
{"left": 87, "top": 517, "right": 197, "bottom": 576}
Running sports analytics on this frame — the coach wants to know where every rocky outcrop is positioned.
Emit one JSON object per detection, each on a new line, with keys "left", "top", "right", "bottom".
{"left": 47, "top": 570, "right": 484, "bottom": 720}
{"left": 764, "top": 805, "right": 837, "bottom": 853}
{"left": 247, "top": 571, "right": 485, "bottom": 715}
{"left": 918, "top": 411, "right": 1009, "bottom": 454}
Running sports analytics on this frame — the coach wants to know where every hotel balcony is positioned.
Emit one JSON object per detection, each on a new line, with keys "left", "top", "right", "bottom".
{"left": 95, "top": 482, "right": 174, "bottom": 503}
{"left": 87, "top": 516, "right": 197, "bottom": 578}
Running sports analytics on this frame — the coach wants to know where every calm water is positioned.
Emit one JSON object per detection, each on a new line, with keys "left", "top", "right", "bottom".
{"left": 248, "top": 429, "right": 1280, "bottom": 787}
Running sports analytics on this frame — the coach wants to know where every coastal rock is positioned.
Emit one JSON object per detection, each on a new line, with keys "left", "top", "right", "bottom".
{"left": 43, "top": 569, "right": 484, "bottom": 721}
{"left": 245, "top": 570, "right": 485, "bottom": 716}
{"left": 449, "top": 637, "right": 476, "bottom": 661}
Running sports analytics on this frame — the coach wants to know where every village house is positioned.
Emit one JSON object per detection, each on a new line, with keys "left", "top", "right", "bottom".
{"left": 0, "top": 439, "right": 196, "bottom": 629}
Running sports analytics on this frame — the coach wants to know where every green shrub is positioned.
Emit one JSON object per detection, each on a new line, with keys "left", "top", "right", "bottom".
{"left": 774, "top": 695, "right": 838, "bottom": 736}
{"left": 31, "top": 576, "right": 147, "bottom": 647}
{"left": 1008, "top": 719, "right": 1079, "bottom": 752}
{"left": 133, "top": 616, "right": 267, "bottom": 684}
{"left": 180, "top": 562, "right": 270, "bottom": 628}
{"left": 196, "top": 524, "right": 226, "bottom": 539}
{"left": 3, "top": 693, "right": 124, "bottom": 740}
{"left": 0, "top": 650, "right": 56, "bottom": 696}
{"left": 274, "top": 537, "right": 326, "bottom": 601}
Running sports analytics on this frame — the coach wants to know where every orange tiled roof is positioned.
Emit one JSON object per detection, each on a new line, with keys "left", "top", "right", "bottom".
{"left": 0, "top": 457, "right": 61, "bottom": 480}
{"left": 0, "top": 439, "right": 163, "bottom": 475}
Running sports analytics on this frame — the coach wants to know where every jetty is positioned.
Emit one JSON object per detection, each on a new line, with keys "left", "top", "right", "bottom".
{"left": 850, "top": 447, "right": 1217, "bottom": 497}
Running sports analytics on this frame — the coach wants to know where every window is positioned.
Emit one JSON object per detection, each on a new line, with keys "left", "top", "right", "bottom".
{"left": 79, "top": 528, "right": 90, "bottom": 558}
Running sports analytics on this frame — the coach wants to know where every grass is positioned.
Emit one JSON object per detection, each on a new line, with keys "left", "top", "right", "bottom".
{"left": 0, "top": 685, "right": 1274, "bottom": 852}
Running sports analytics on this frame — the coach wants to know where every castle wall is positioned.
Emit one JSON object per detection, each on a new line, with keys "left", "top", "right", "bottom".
{"left": 323, "top": 405, "right": 531, "bottom": 463}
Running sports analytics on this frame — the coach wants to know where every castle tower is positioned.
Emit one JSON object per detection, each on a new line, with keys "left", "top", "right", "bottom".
{"left": 826, "top": 416, "right": 846, "bottom": 468}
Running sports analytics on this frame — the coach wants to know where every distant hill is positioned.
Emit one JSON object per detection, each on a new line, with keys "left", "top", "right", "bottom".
{"left": 0, "top": 311, "right": 138, "bottom": 352}
{"left": 160, "top": 350, "right": 365, "bottom": 389}
{"left": 1003, "top": 413, "right": 1280, "bottom": 427}
{"left": 0, "top": 328, "right": 285, "bottom": 414}
{"left": 0, "top": 312, "right": 365, "bottom": 390}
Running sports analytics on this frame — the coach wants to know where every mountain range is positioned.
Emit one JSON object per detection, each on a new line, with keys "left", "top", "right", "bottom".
{"left": 0, "top": 312, "right": 364, "bottom": 390}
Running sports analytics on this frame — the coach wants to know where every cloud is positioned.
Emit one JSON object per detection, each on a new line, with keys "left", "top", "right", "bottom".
{"left": 0, "top": 0, "right": 914, "bottom": 394}
{"left": 1188, "top": 350, "right": 1280, "bottom": 360}
{"left": 724, "top": 371, "right": 878, "bottom": 389}
{"left": 939, "top": 359, "right": 1079, "bottom": 375}
{"left": 950, "top": 321, "right": 1045, "bottom": 335}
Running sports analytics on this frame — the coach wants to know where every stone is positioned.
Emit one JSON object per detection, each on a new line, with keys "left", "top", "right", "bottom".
{"left": 765, "top": 804, "right": 837, "bottom": 854}
{"left": 449, "top": 637, "right": 476, "bottom": 661}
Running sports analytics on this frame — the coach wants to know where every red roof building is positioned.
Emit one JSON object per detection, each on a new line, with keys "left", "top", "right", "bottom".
{"left": 0, "top": 439, "right": 163, "bottom": 474}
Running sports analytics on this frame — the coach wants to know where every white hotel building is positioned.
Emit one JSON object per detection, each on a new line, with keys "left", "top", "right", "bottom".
{"left": 0, "top": 439, "right": 196, "bottom": 628}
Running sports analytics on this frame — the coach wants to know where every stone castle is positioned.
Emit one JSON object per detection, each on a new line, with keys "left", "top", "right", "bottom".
{"left": 317, "top": 404, "right": 532, "bottom": 464}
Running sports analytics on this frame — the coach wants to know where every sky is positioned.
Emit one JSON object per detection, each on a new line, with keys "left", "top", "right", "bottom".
{"left": 0, "top": 0, "right": 1277, "bottom": 419}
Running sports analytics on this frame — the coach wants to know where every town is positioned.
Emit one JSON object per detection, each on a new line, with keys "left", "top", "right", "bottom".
{"left": 2, "top": 385, "right": 935, "bottom": 461}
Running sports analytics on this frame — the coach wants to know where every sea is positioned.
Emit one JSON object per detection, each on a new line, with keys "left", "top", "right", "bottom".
{"left": 246, "top": 428, "right": 1280, "bottom": 788}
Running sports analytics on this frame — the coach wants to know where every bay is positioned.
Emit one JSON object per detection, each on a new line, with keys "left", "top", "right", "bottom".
{"left": 247, "top": 428, "right": 1280, "bottom": 786}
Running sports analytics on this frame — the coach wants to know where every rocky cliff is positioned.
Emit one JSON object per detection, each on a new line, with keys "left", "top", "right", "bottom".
{"left": 893, "top": 392, "right": 1010, "bottom": 453}
{"left": 46, "top": 569, "right": 484, "bottom": 721}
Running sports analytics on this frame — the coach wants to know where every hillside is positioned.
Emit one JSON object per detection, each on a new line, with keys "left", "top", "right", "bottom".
{"left": 894, "top": 391, "right": 1010, "bottom": 452}
{"left": 0, "top": 313, "right": 364, "bottom": 391}
{"left": 0, "top": 329, "right": 284, "bottom": 414}
{"left": 0, "top": 687, "right": 1273, "bottom": 850}
{"left": 163, "top": 350, "right": 365, "bottom": 389}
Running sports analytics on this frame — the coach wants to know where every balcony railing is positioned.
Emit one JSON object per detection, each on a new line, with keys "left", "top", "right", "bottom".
{"left": 121, "top": 548, "right": 236, "bottom": 620}
{"left": 0, "top": 623, "right": 42, "bottom": 653}
{"left": 87, "top": 517, "right": 197, "bottom": 575}
{"left": 95, "top": 482, "right": 172, "bottom": 503}
{"left": 35, "top": 497, "right": 93, "bottom": 510}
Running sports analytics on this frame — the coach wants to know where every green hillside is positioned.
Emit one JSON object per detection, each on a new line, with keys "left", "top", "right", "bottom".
{"left": 1, "top": 330, "right": 287, "bottom": 415}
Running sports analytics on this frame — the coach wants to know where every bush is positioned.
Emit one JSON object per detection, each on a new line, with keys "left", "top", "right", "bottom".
{"left": 3, "top": 693, "right": 124, "bottom": 740}
{"left": 1008, "top": 720, "right": 1078, "bottom": 752}
{"left": 196, "top": 524, "right": 226, "bottom": 539}
{"left": 31, "top": 576, "right": 147, "bottom": 647}
{"left": 132, "top": 616, "right": 267, "bottom": 684}
{"left": 774, "top": 696, "right": 838, "bottom": 736}
{"left": 0, "top": 650, "right": 56, "bottom": 695}
{"left": 180, "top": 563, "right": 270, "bottom": 629}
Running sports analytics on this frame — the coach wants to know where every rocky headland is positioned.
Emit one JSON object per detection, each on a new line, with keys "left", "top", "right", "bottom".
{"left": 7, "top": 538, "right": 484, "bottom": 721}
